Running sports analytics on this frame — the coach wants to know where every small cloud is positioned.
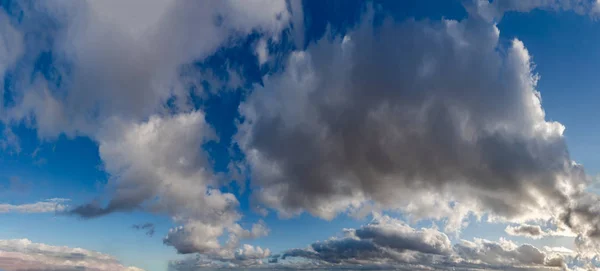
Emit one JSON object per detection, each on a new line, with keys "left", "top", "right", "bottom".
{"left": 0, "top": 127, "right": 20, "bottom": 155}
{"left": 0, "top": 199, "right": 70, "bottom": 214}
{"left": 132, "top": 223, "right": 155, "bottom": 237}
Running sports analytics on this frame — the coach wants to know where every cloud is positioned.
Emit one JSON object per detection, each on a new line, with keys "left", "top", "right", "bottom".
{"left": 466, "top": 0, "right": 600, "bottom": 22}
{"left": 0, "top": 7, "right": 23, "bottom": 113}
{"left": 63, "top": 111, "right": 267, "bottom": 259}
{"left": 4, "top": 0, "right": 600, "bottom": 267}
{"left": 454, "top": 238, "right": 554, "bottom": 268}
{"left": 0, "top": 239, "right": 144, "bottom": 271}
{"left": 0, "top": 198, "right": 68, "bottom": 213}
{"left": 505, "top": 223, "right": 577, "bottom": 239}
{"left": 168, "top": 244, "right": 271, "bottom": 270}
{"left": 132, "top": 223, "right": 155, "bottom": 237}
{"left": 0, "top": 0, "right": 292, "bottom": 260}
{"left": 282, "top": 215, "right": 451, "bottom": 266}
{"left": 0, "top": 126, "right": 20, "bottom": 155}
{"left": 234, "top": 1, "right": 600, "bottom": 251}
{"left": 506, "top": 224, "right": 547, "bottom": 239}
{"left": 2, "top": 0, "right": 291, "bottom": 138}
{"left": 270, "top": 216, "right": 572, "bottom": 271}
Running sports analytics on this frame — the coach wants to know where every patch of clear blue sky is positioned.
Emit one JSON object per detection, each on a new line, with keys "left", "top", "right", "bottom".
{"left": 499, "top": 9, "right": 600, "bottom": 175}
{"left": 1, "top": 0, "right": 600, "bottom": 270}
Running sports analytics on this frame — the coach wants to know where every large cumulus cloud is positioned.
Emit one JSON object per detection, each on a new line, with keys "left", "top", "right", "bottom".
{"left": 2, "top": 0, "right": 290, "bottom": 138}
{"left": 0, "top": 0, "right": 291, "bottom": 260}
{"left": 235, "top": 1, "right": 599, "bottom": 245}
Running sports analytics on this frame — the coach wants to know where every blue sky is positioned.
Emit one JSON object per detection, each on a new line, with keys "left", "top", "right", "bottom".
{"left": 2, "top": 1, "right": 600, "bottom": 271}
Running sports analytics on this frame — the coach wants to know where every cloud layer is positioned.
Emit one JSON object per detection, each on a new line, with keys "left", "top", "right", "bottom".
{"left": 170, "top": 215, "right": 575, "bottom": 270}
{"left": 0, "top": 239, "right": 144, "bottom": 271}
{"left": 3, "top": 0, "right": 600, "bottom": 269}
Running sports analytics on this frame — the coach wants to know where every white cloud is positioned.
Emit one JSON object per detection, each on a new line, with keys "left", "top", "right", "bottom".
{"left": 68, "top": 111, "right": 265, "bottom": 258}
{"left": 255, "top": 39, "right": 269, "bottom": 66}
{"left": 0, "top": 239, "right": 144, "bottom": 271}
{"left": 3, "top": 0, "right": 291, "bottom": 138}
{"left": 466, "top": 0, "right": 600, "bottom": 22}
{"left": 0, "top": 198, "right": 68, "bottom": 214}
{"left": 0, "top": 0, "right": 290, "bottom": 260}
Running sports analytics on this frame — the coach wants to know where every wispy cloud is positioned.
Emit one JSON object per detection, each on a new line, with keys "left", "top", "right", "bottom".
{"left": 0, "top": 198, "right": 69, "bottom": 214}
{"left": 132, "top": 223, "right": 155, "bottom": 237}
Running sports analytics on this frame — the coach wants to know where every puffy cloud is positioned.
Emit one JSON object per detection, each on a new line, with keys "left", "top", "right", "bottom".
{"left": 0, "top": 198, "right": 68, "bottom": 213}
{"left": 71, "top": 111, "right": 218, "bottom": 218}
{"left": 168, "top": 244, "right": 271, "bottom": 270}
{"left": 353, "top": 214, "right": 453, "bottom": 256}
{"left": 506, "top": 224, "right": 547, "bottom": 239}
{"left": 0, "top": 239, "right": 144, "bottom": 271}
{"left": 233, "top": 245, "right": 271, "bottom": 265}
{"left": 0, "top": 0, "right": 292, "bottom": 260}
{"left": 236, "top": 3, "right": 587, "bottom": 234}
{"left": 283, "top": 215, "right": 451, "bottom": 265}
{"left": 2, "top": 0, "right": 291, "bottom": 138}
{"left": 277, "top": 216, "right": 572, "bottom": 270}
{"left": 66, "top": 111, "right": 266, "bottom": 259}
{"left": 505, "top": 223, "right": 577, "bottom": 239}
{"left": 455, "top": 238, "right": 549, "bottom": 267}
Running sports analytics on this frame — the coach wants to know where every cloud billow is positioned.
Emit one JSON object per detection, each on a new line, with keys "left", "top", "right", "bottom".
{"left": 264, "top": 216, "right": 570, "bottom": 271}
{"left": 0, "top": 0, "right": 289, "bottom": 260}
{"left": 237, "top": 5, "right": 584, "bottom": 229}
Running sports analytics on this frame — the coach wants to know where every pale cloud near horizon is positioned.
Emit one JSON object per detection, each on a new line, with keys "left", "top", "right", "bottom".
{"left": 0, "top": 239, "right": 144, "bottom": 271}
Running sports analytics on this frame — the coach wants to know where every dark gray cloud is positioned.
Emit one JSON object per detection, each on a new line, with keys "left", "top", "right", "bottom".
{"left": 505, "top": 224, "right": 546, "bottom": 239}
{"left": 281, "top": 215, "right": 450, "bottom": 266}
{"left": 277, "top": 217, "right": 573, "bottom": 271}
{"left": 235, "top": 0, "right": 600, "bottom": 250}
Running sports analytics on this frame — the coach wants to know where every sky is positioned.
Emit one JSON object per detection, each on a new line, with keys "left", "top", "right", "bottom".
{"left": 3, "top": 0, "right": 600, "bottom": 270}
